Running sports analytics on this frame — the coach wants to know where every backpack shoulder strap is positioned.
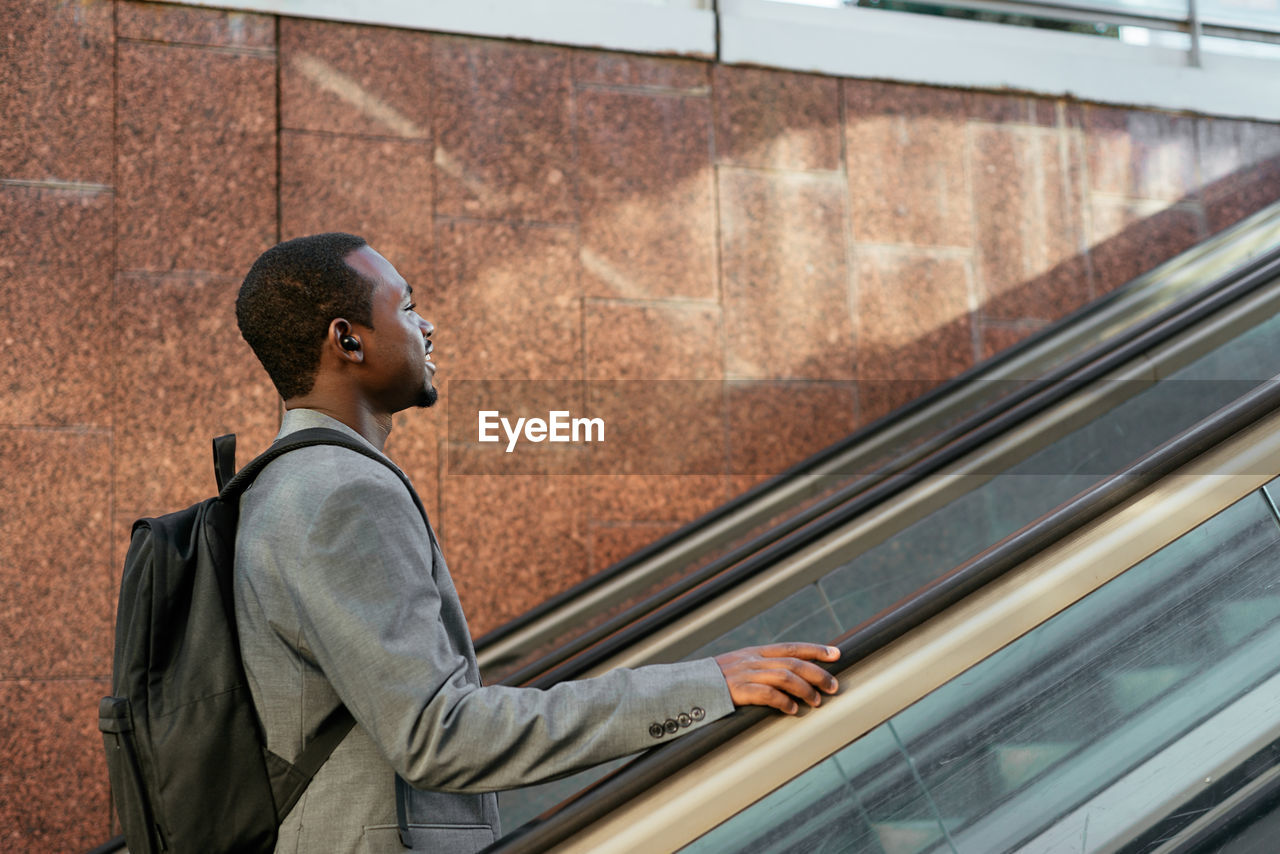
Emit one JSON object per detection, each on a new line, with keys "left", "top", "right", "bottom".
{"left": 220, "top": 427, "right": 432, "bottom": 531}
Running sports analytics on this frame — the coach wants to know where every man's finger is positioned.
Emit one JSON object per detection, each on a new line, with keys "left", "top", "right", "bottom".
{"left": 746, "top": 656, "right": 840, "bottom": 694}
{"left": 755, "top": 643, "right": 841, "bottom": 662}
{"left": 740, "top": 682, "right": 800, "bottom": 715}
{"left": 764, "top": 668, "right": 824, "bottom": 708}
{"left": 733, "top": 664, "right": 828, "bottom": 707}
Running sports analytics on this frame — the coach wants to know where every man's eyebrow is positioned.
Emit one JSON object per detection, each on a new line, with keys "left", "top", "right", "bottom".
{"left": 404, "top": 285, "right": 414, "bottom": 301}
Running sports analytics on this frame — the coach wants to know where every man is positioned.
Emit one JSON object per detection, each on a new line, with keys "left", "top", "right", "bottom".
{"left": 233, "top": 233, "right": 840, "bottom": 853}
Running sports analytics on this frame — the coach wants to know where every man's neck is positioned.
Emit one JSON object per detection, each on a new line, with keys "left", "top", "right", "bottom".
{"left": 283, "top": 399, "right": 393, "bottom": 451}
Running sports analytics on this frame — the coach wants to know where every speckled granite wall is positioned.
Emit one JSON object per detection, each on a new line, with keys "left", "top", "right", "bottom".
{"left": 3, "top": 1, "right": 1279, "bottom": 849}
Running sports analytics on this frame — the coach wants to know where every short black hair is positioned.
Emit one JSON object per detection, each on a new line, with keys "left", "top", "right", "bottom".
{"left": 236, "top": 232, "right": 373, "bottom": 400}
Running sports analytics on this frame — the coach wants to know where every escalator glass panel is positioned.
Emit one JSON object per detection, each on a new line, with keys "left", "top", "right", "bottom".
{"left": 683, "top": 484, "right": 1280, "bottom": 853}
{"left": 695, "top": 308, "right": 1280, "bottom": 657}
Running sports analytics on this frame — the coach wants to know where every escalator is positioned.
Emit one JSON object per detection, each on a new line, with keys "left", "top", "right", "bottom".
{"left": 491, "top": 351, "right": 1280, "bottom": 854}
{"left": 488, "top": 206, "right": 1280, "bottom": 834}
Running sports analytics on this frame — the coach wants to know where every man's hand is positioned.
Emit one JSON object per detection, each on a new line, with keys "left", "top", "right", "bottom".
{"left": 714, "top": 643, "right": 841, "bottom": 715}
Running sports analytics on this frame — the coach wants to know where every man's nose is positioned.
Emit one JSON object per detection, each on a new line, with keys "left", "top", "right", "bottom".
{"left": 419, "top": 317, "right": 434, "bottom": 336}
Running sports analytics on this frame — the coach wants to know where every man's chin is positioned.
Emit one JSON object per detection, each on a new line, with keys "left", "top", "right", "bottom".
{"left": 416, "top": 384, "right": 439, "bottom": 408}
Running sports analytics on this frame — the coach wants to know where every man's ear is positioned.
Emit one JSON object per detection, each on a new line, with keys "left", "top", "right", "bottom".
{"left": 329, "top": 319, "right": 364, "bottom": 363}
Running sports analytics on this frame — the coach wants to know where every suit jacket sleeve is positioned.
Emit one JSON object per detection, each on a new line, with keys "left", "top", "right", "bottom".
{"left": 278, "top": 458, "right": 736, "bottom": 793}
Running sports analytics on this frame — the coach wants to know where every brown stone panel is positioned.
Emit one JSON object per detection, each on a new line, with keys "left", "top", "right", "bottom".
{"left": 281, "top": 131, "right": 433, "bottom": 285}
{"left": 115, "top": 42, "right": 275, "bottom": 275}
{"left": 713, "top": 66, "right": 841, "bottom": 172}
{"left": 589, "top": 521, "right": 680, "bottom": 574}
{"left": 585, "top": 300, "right": 722, "bottom": 381}
{"left": 964, "top": 89, "right": 1048, "bottom": 126}
{"left": 439, "top": 474, "right": 585, "bottom": 636}
{"left": 0, "top": 0, "right": 113, "bottom": 183}
{"left": 0, "top": 429, "right": 112, "bottom": 678}
{"left": 1082, "top": 105, "right": 1199, "bottom": 201}
{"left": 585, "top": 474, "right": 732, "bottom": 524}
{"left": 113, "top": 272, "right": 278, "bottom": 514}
{"left": 433, "top": 36, "right": 575, "bottom": 222}
{"left": 855, "top": 249, "right": 975, "bottom": 420}
{"left": 728, "top": 381, "right": 858, "bottom": 476}
{"left": 1197, "top": 117, "right": 1280, "bottom": 234}
{"left": 0, "top": 679, "right": 112, "bottom": 851}
{"left": 1088, "top": 198, "right": 1206, "bottom": 294}
{"left": 972, "top": 124, "right": 1091, "bottom": 322}
{"left": 431, "top": 220, "right": 582, "bottom": 381}
{"left": 573, "top": 49, "right": 709, "bottom": 91}
{"left": 581, "top": 303, "right": 724, "bottom": 477}
{"left": 719, "top": 168, "right": 853, "bottom": 380}
{"left": 980, "top": 321, "right": 1046, "bottom": 362}
{"left": 0, "top": 185, "right": 113, "bottom": 428}
{"left": 845, "top": 80, "right": 973, "bottom": 248}
{"left": 1034, "top": 98, "right": 1061, "bottom": 129}
{"left": 577, "top": 89, "right": 716, "bottom": 300}
{"left": 118, "top": 2, "right": 275, "bottom": 48}
{"left": 280, "top": 17, "right": 430, "bottom": 138}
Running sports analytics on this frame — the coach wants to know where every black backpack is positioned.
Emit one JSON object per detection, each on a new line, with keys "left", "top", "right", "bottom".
{"left": 99, "top": 427, "right": 427, "bottom": 853}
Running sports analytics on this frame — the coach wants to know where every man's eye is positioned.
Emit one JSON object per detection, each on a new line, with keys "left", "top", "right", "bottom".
{"left": 405, "top": 303, "right": 417, "bottom": 312}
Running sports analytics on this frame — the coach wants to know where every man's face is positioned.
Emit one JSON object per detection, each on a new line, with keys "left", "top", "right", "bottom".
{"left": 344, "top": 246, "right": 437, "bottom": 411}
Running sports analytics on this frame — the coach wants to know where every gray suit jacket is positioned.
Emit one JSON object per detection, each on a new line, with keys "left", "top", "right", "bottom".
{"left": 234, "top": 409, "right": 735, "bottom": 853}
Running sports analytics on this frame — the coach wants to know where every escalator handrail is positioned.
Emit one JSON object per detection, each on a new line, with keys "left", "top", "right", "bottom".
{"left": 484, "top": 365, "right": 1280, "bottom": 854}
{"left": 506, "top": 246, "right": 1280, "bottom": 690}
{"left": 473, "top": 214, "right": 1280, "bottom": 658}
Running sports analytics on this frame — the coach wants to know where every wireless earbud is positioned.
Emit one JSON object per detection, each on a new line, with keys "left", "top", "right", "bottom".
{"left": 339, "top": 335, "right": 360, "bottom": 351}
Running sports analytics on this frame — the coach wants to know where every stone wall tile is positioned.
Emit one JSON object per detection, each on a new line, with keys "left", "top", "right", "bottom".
{"left": 719, "top": 168, "right": 853, "bottom": 380}
{"left": 281, "top": 17, "right": 430, "bottom": 137}
{"left": 574, "top": 50, "right": 709, "bottom": 91}
{"left": 439, "top": 475, "right": 584, "bottom": 636}
{"left": 0, "top": 680, "right": 111, "bottom": 851}
{"left": 0, "top": 0, "right": 113, "bottom": 183}
{"left": 980, "top": 322, "right": 1045, "bottom": 361}
{"left": 1088, "top": 199, "right": 1205, "bottom": 294}
{"left": 118, "top": 1, "right": 275, "bottom": 48}
{"left": 433, "top": 36, "right": 574, "bottom": 222}
{"left": 0, "top": 186, "right": 113, "bottom": 428}
{"left": 585, "top": 475, "right": 732, "bottom": 525}
{"left": 589, "top": 521, "right": 680, "bottom": 575}
{"left": 432, "top": 221, "right": 582, "bottom": 381}
{"left": 1083, "top": 105, "right": 1199, "bottom": 201}
{"left": 112, "top": 272, "right": 278, "bottom": 514}
{"left": 713, "top": 66, "right": 841, "bottom": 172}
{"left": 1197, "top": 117, "right": 1280, "bottom": 234}
{"left": 728, "top": 381, "right": 858, "bottom": 476}
{"left": 845, "top": 80, "right": 973, "bottom": 247}
{"left": 585, "top": 300, "right": 722, "bottom": 381}
{"left": 855, "top": 249, "right": 975, "bottom": 419}
{"left": 115, "top": 42, "right": 275, "bottom": 275}
{"left": 973, "top": 125, "right": 1091, "bottom": 321}
{"left": 0, "top": 430, "right": 112, "bottom": 678}
{"left": 577, "top": 90, "right": 716, "bottom": 299}
{"left": 281, "top": 131, "right": 433, "bottom": 285}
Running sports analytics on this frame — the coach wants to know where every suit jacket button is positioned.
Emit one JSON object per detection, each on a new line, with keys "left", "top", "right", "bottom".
{"left": 663, "top": 718, "right": 679, "bottom": 735}
{"left": 690, "top": 706, "right": 706, "bottom": 721}
{"left": 677, "top": 713, "right": 691, "bottom": 728}
{"left": 649, "top": 723, "right": 665, "bottom": 739}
